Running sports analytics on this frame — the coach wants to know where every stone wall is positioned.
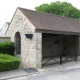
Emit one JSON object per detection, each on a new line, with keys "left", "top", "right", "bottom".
{"left": 0, "top": 37, "right": 11, "bottom": 42}
{"left": 63, "top": 35, "right": 77, "bottom": 52}
{"left": 6, "top": 9, "right": 42, "bottom": 69}
{"left": 42, "top": 34, "right": 78, "bottom": 58}
{"left": 77, "top": 35, "right": 80, "bottom": 59}
{"left": 42, "top": 34, "right": 63, "bottom": 58}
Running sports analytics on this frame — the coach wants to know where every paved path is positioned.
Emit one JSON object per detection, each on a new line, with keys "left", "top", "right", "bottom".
{"left": 0, "top": 68, "right": 39, "bottom": 80}
{"left": 1, "top": 61, "right": 80, "bottom": 80}
{"left": 8, "top": 68, "right": 80, "bottom": 80}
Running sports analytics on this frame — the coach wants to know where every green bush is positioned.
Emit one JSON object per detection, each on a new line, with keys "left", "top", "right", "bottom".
{"left": 0, "top": 42, "right": 15, "bottom": 55}
{"left": 0, "top": 54, "right": 20, "bottom": 72}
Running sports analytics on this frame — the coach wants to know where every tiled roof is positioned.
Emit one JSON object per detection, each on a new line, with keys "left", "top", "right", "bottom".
{"left": 19, "top": 7, "right": 80, "bottom": 34}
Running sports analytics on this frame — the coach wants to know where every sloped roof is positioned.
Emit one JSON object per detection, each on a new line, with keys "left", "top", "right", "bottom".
{"left": 6, "top": 22, "right": 10, "bottom": 26}
{"left": 0, "top": 22, "right": 10, "bottom": 36}
{"left": 19, "top": 8, "right": 80, "bottom": 34}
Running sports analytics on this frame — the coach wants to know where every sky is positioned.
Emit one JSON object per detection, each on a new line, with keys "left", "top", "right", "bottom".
{"left": 0, "top": 0, "right": 80, "bottom": 29}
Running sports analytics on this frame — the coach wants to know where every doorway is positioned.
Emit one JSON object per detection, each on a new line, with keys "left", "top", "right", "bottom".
{"left": 15, "top": 32, "right": 21, "bottom": 55}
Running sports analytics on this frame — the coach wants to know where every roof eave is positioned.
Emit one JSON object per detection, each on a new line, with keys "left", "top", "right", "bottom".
{"left": 36, "top": 29, "right": 80, "bottom": 35}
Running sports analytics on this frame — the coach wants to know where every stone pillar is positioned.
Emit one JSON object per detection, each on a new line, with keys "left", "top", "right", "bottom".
{"left": 77, "top": 35, "right": 80, "bottom": 59}
{"left": 36, "top": 33, "right": 42, "bottom": 68}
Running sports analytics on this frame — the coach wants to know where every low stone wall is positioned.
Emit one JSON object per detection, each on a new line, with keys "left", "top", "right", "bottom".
{"left": 0, "top": 37, "right": 11, "bottom": 42}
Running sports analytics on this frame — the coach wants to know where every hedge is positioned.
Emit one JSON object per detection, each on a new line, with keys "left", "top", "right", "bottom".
{"left": 0, "top": 42, "right": 15, "bottom": 55}
{"left": 0, "top": 54, "right": 20, "bottom": 72}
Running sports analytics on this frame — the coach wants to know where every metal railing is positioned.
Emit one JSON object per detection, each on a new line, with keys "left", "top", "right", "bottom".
{"left": 42, "top": 51, "right": 77, "bottom": 67}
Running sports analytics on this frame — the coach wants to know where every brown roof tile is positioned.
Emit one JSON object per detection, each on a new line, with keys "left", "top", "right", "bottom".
{"left": 19, "top": 7, "right": 80, "bottom": 34}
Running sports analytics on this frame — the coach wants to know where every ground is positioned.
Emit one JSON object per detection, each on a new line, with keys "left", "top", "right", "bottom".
{"left": 1, "top": 61, "right": 80, "bottom": 80}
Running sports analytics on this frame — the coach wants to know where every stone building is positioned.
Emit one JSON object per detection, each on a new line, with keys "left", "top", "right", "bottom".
{"left": 6, "top": 7, "right": 80, "bottom": 69}
{"left": 0, "top": 22, "right": 10, "bottom": 37}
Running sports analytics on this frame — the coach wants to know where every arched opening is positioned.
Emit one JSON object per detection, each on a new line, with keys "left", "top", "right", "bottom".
{"left": 15, "top": 32, "right": 21, "bottom": 55}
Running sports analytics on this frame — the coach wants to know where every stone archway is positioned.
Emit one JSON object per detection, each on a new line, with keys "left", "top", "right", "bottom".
{"left": 15, "top": 32, "right": 21, "bottom": 55}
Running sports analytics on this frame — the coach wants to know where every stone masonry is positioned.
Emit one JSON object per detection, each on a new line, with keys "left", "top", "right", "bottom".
{"left": 0, "top": 37, "right": 11, "bottom": 42}
{"left": 42, "top": 34, "right": 78, "bottom": 58}
{"left": 6, "top": 9, "right": 42, "bottom": 69}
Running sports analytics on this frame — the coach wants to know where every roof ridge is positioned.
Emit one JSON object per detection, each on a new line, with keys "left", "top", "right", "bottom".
{"left": 18, "top": 7, "right": 80, "bottom": 21}
{"left": 6, "top": 7, "right": 80, "bottom": 35}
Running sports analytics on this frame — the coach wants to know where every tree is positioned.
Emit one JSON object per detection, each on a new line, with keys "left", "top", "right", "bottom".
{"left": 35, "top": 1, "right": 80, "bottom": 19}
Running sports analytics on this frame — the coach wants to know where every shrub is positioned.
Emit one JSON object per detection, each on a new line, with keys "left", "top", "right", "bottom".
{"left": 0, "top": 54, "right": 20, "bottom": 72}
{"left": 0, "top": 42, "right": 15, "bottom": 55}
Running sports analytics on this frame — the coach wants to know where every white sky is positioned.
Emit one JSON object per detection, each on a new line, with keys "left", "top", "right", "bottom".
{"left": 0, "top": 0, "right": 80, "bottom": 29}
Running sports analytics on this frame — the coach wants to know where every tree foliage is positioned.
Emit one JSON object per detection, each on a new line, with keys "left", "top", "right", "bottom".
{"left": 35, "top": 1, "right": 80, "bottom": 19}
